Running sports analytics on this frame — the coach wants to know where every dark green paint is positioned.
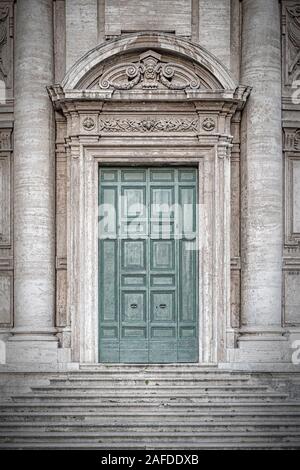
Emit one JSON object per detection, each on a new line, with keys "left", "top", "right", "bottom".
{"left": 99, "top": 167, "right": 198, "bottom": 363}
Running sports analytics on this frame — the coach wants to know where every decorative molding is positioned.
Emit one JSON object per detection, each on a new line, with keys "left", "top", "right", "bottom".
{"left": 284, "top": 127, "right": 300, "bottom": 151}
{"left": 56, "top": 257, "right": 67, "bottom": 270}
{"left": 284, "top": 138, "right": 300, "bottom": 248}
{"left": 0, "top": 5, "right": 9, "bottom": 79}
{"left": 0, "top": 3, "right": 13, "bottom": 93}
{"left": 283, "top": 267, "right": 300, "bottom": 325}
{"left": 0, "top": 271, "right": 12, "bottom": 325}
{"left": 0, "top": 130, "right": 11, "bottom": 150}
{"left": 0, "top": 150, "right": 11, "bottom": 247}
{"left": 202, "top": 117, "right": 216, "bottom": 132}
{"left": 286, "top": 5, "right": 300, "bottom": 79}
{"left": 283, "top": 3, "right": 300, "bottom": 89}
{"left": 99, "top": 117, "right": 198, "bottom": 133}
{"left": 99, "top": 50, "right": 201, "bottom": 91}
{"left": 0, "top": 257, "right": 12, "bottom": 269}
{"left": 82, "top": 117, "right": 96, "bottom": 131}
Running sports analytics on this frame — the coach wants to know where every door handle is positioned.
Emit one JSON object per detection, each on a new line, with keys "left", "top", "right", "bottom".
{"left": 130, "top": 303, "right": 138, "bottom": 309}
{"left": 159, "top": 304, "right": 167, "bottom": 309}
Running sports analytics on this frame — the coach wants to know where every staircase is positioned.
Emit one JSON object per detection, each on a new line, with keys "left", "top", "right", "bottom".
{"left": 1, "top": 365, "right": 300, "bottom": 449}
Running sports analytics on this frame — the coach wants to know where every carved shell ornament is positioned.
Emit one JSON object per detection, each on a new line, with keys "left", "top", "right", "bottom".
{"left": 98, "top": 50, "right": 201, "bottom": 91}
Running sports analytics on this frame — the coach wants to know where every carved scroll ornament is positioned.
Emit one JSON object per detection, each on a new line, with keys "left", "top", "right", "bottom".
{"left": 286, "top": 6, "right": 300, "bottom": 77}
{"left": 98, "top": 50, "right": 201, "bottom": 91}
{"left": 0, "top": 6, "right": 8, "bottom": 79}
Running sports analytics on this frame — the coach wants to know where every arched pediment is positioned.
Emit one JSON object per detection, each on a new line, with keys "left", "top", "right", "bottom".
{"left": 61, "top": 32, "right": 238, "bottom": 96}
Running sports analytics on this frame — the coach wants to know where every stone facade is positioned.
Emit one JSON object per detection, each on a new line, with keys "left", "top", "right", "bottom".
{"left": 0, "top": 0, "right": 299, "bottom": 370}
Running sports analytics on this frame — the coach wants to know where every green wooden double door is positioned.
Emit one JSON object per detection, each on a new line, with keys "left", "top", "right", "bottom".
{"left": 98, "top": 167, "right": 198, "bottom": 363}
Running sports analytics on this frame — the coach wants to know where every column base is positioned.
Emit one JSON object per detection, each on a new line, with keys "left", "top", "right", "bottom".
{"left": 6, "top": 333, "right": 58, "bottom": 365}
{"left": 227, "top": 326, "right": 292, "bottom": 365}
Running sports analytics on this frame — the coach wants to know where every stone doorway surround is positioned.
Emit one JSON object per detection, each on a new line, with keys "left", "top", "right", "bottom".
{"left": 48, "top": 33, "right": 249, "bottom": 365}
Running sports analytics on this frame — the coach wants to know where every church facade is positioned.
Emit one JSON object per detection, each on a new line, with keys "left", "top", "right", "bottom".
{"left": 0, "top": 0, "right": 300, "bottom": 372}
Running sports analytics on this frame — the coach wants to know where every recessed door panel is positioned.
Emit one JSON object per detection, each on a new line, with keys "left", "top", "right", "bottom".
{"left": 99, "top": 167, "right": 198, "bottom": 363}
{"left": 150, "top": 240, "right": 175, "bottom": 270}
{"left": 121, "top": 240, "right": 146, "bottom": 270}
{"left": 151, "top": 292, "right": 175, "bottom": 322}
{"left": 122, "top": 291, "right": 146, "bottom": 322}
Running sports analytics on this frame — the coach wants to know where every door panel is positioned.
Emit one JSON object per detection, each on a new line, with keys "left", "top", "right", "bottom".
{"left": 99, "top": 167, "right": 198, "bottom": 363}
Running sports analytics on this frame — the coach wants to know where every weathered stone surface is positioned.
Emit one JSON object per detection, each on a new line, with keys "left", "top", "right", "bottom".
{"left": 105, "top": 0, "right": 192, "bottom": 38}
{"left": 241, "top": 0, "right": 283, "bottom": 328}
{"left": 66, "top": 0, "right": 98, "bottom": 70}
{"left": 199, "top": 0, "right": 231, "bottom": 70}
{"left": 9, "top": 0, "right": 57, "bottom": 362}
{"left": 0, "top": 0, "right": 298, "bottom": 370}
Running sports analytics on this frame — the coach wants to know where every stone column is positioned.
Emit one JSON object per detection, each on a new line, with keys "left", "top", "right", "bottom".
{"left": 239, "top": 0, "right": 286, "bottom": 362}
{"left": 7, "top": 0, "right": 57, "bottom": 363}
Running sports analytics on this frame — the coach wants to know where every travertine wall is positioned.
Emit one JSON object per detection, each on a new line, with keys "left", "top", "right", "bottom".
{"left": 0, "top": 0, "right": 300, "bottom": 364}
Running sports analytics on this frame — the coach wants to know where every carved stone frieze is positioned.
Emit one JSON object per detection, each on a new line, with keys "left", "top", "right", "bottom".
{"left": 0, "top": 6, "right": 9, "bottom": 79}
{"left": 0, "top": 3, "right": 13, "bottom": 94}
{"left": 286, "top": 6, "right": 300, "bottom": 79}
{"left": 98, "top": 117, "right": 198, "bottom": 133}
{"left": 98, "top": 50, "right": 201, "bottom": 91}
{"left": 284, "top": 128, "right": 300, "bottom": 150}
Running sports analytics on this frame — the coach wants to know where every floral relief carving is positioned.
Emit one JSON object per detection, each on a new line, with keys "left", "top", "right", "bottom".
{"left": 99, "top": 117, "right": 198, "bottom": 133}
{"left": 98, "top": 50, "right": 201, "bottom": 91}
{"left": 82, "top": 117, "right": 96, "bottom": 131}
{"left": 293, "top": 129, "right": 300, "bottom": 150}
{"left": 284, "top": 128, "right": 300, "bottom": 151}
{"left": 202, "top": 118, "right": 216, "bottom": 132}
{"left": 0, "top": 6, "right": 8, "bottom": 80}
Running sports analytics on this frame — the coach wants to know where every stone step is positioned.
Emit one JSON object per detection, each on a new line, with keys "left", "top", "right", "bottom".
{"left": 56, "top": 371, "right": 252, "bottom": 379}
{"left": 79, "top": 364, "right": 219, "bottom": 371}
{"left": 33, "top": 384, "right": 269, "bottom": 393}
{"left": 73, "top": 368, "right": 253, "bottom": 378}
{"left": 11, "top": 391, "right": 288, "bottom": 403}
{"left": 1, "top": 422, "right": 300, "bottom": 433}
{"left": 1, "top": 402, "right": 298, "bottom": 413}
{"left": 49, "top": 377, "right": 253, "bottom": 386}
{"left": 1, "top": 430, "right": 299, "bottom": 444}
{"left": 2, "top": 410, "right": 300, "bottom": 422}
{"left": 1, "top": 441, "right": 298, "bottom": 449}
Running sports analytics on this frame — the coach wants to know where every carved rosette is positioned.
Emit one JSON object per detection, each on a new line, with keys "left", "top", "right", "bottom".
{"left": 98, "top": 50, "right": 201, "bottom": 91}
{"left": 82, "top": 117, "right": 96, "bottom": 131}
{"left": 202, "top": 118, "right": 216, "bottom": 132}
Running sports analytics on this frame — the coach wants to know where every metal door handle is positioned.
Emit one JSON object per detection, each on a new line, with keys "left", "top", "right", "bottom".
{"left": 130, "top": 303, "right": 138, "bottom": 309}
{"left": 159, "top": 304, "right": 167, "bottom": 308}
